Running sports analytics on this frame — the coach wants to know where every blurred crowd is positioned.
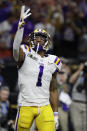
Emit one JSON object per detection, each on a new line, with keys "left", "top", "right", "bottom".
{"left": 0, "top": 0, "right": 87, "bottom": 131}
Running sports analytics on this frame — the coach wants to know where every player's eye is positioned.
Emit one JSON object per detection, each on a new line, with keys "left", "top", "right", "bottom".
{"left": 34, "top": 33, "right": 47, "bottom": 41}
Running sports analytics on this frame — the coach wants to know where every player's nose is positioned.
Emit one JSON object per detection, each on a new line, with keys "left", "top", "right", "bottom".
{"left": 36, "top": 36, "right": 42, "bottom": 41}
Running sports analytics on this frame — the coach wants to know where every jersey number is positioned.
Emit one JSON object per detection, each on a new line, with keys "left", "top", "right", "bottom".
{"left": 36, "top": 65, "right": 44, "bottom": 87}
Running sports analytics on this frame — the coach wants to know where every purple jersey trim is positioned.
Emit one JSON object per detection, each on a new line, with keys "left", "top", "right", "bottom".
{"left": 54, "top": 56, "right": 58, "bottom": 63}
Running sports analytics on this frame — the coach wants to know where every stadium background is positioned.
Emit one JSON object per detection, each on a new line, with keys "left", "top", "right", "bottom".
{"left": 0, "top": 0, "right": 87, "bottom": 131}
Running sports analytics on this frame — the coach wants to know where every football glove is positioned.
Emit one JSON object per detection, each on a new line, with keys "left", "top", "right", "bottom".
{"left": 18, "top": 5, "right": 31, "bottom": 29}
{"left": 54, "top": 112, "right": 59, "bottom": 130}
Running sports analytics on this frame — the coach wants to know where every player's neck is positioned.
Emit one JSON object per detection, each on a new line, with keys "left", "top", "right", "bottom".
{"left": 38, "top": 51, "right": 45, "bottom": 57}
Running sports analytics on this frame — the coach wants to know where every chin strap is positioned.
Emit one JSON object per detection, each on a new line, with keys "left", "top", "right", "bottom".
{"left": 43, "top": 41, "right": 48, "bottom": 51}
{"left": 31, "top": 41, "right": 35, "bottom": 48}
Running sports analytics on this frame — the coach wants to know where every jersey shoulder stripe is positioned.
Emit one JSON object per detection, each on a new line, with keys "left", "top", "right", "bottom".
{"left": 24, "top": 45, "right": 31, "bottom": 52}
{"left": 48, "top": 54, "right": 62, "bottom": 71}
{"left": 54, "top": 56, "right": 61, "bottom": 65}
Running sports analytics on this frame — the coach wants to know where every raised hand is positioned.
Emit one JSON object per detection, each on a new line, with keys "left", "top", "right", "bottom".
{"left": 18, "top": 5, "right": 31, "bottom": 29}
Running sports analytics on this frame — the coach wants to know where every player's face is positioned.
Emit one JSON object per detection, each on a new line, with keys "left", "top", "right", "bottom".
{"left": 33, "top": 36, "right": 45, "bottom": 46}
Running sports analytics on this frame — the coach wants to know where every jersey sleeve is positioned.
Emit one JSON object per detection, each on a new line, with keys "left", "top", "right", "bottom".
{"left": 54, "top": 56, "right": 62, "bottom": 71}
{"left": 20, "top": 44, "right": 31, "bottom": 54}
{"left": 48, "top": 55, "right": 62, "bottom": 73}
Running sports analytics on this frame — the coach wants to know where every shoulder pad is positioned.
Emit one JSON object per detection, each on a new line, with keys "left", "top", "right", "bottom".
{"left": 48, "top": 54, "right": 62, "bottom": 71}
{"left": 48, "top": 54, "right": 57, "bottom": 64}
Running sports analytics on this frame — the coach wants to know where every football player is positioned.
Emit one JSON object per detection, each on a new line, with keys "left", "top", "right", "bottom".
{"left": 13, "top": 6, "right": 62, "bottom": 131}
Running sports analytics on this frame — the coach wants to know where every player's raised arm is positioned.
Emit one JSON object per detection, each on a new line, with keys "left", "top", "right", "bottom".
{"left": 13, "top": 6, "right": 31, "bottom": 62}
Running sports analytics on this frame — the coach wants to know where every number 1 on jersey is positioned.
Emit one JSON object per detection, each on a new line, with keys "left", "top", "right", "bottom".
{"left": 36, "top": 65, "right": 44, "bottom": 87}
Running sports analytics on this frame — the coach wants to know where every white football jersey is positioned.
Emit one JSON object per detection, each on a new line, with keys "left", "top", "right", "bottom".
{"left": 18, "top": 44, "right": 62, "bottom": 106}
